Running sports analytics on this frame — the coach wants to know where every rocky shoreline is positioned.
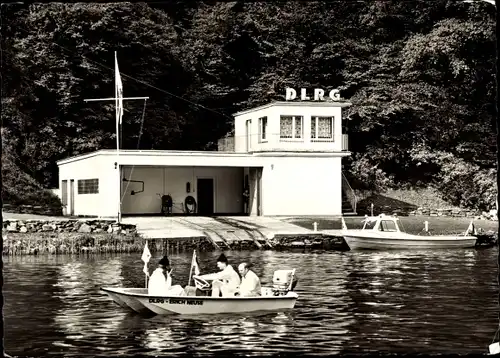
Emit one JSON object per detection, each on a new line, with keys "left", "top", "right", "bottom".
{"left": 2, "top": 231, "right": 349, "bottom": 256}
{"left": 2, "top": 219, "right": 349, "bottom": 255}
{"left": 2, "top": 232, "right": 349, "bottom": 255}
{"left": 3, "top": 218, "right": 138, "bottom": 235}
{"left": 3, "top": 218, "right": 494, "bottom": 256}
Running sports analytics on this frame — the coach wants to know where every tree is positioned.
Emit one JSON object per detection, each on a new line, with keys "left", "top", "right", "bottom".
{"left": 1, "top": 1, "right": 496, "bottom": 212}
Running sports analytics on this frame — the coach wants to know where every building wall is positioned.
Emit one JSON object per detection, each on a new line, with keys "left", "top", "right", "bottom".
{"left": 258, "top": 156, "right": 342, "bottom": 216}
{"left": 58, "top": 155, "right": 117, "bottom": 217}
{"left": 121, "top": 166, "right": 244, "bottom": 214}
{"left": 234, "top": 107, "right": 271, "bottom": 153}
{"left": 234, "top": 104, "right": 344, "bottom": 153}
{"left": 58, "top": 153, "right": 345, "bottom": 217}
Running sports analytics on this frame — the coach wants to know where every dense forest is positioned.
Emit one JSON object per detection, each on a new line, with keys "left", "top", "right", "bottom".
{"left": 1, "top": 1, "right": 497, "bottom": 211}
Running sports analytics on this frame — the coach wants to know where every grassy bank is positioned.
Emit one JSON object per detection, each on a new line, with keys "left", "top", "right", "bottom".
{"left": 290, "top": 216, "right": 498, "bottom": 235}
{"left": 357, "top": 188, "right": 461, "bottom": 211}
{"left": 2, "top": 153, "right": 63, "bottom": 216}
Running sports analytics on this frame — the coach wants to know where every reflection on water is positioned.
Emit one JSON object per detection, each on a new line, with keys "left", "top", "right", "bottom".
{"left": 51, "top": 257, "right": 129, "bottom": 354}
{"left": 3, "top": 248, "right": 498, "bottom": 356}
{"left": 145, "top": 326, "right": 176, "bottom": 350}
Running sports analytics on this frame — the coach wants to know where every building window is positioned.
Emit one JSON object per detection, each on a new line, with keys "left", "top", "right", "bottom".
{"left": 280, "top": 116, "right": 303, "bottom": 140}
{"left": 311, "top": 116, "right": 334, "bottom": 141}
{"left": 78, "top": 179, "right": 99, "bottom": 194}
{"left": 259, "top": 116, "right": 268, "bottom": 142}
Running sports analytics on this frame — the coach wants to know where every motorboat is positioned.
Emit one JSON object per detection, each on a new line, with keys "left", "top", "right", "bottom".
{"left": 342, "top": 214, "right": 477, "bottom": 250}
{"left": 101, "top": 269, "right": 298, "bottom": 315}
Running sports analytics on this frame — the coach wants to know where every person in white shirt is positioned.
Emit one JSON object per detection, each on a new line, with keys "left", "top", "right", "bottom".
{"left": 236, "top": 262, "right": 261, "bottom": 297}
{"left": 194, "top": 253, "right": 240, "bottom": 297}
{"left": 148, "top": 256, "right": 185, "bottom": 296}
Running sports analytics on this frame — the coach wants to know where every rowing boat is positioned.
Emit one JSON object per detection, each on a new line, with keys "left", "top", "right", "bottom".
{"left": 102, "top": 269, "right": 298, "bottom": 315}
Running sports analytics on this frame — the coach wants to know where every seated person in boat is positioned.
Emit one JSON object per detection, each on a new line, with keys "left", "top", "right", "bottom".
{"left": 194, "top": 253, "right": 240, "bottom": 297}
{"left": 236, "top": 262, "right": 261, "bottom": 297}
{"left": 148, "top": 255, "right": 185, "bottom": 296}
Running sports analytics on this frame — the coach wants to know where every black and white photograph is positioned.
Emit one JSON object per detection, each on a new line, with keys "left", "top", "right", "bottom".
{"left": 1, "top": 0, "right": 498, "bottom": 356}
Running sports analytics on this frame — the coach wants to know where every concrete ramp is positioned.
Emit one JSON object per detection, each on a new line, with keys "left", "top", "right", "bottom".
{"left": 215, "top": 216, "right": 318, "bottom": 239}
{"left": 176, "top": 217, "right": 259, "bottom": 249}
{"left": 121, "top": 217, "right": 204, "bottom": 239}
{"left": 122, "top": 216, "right": 319, "bottom": 249}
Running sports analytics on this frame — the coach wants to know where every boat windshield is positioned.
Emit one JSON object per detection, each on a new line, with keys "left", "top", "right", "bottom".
{"left": 363, "top": 221, "right": 377, "bottom": 230}
{"left": 379, "top": 220, "right": 398, "bottom": 232}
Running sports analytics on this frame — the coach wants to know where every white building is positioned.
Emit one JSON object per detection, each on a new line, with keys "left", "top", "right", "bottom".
{"left": 56, "top": 100, "right": 356, "bottom": 218}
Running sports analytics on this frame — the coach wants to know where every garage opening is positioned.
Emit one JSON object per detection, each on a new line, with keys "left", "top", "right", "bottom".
{"left": 120, "top": 165, "right": 261, "bottom": 217}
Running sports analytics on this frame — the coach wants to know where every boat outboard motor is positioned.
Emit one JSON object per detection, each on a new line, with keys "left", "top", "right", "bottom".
{"left": 272, "top": 269, "right": 297, "bottom": 296}
{"left": 184, "top": 195, "right": 197, "bottom": 214}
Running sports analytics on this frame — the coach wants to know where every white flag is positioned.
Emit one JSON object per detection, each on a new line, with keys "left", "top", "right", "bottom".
{"left": 115, "top": 53, "right": 124, "bottom": 125}
{"left": 341, "top": 217, "right": 348, "bottom": 230}
{"left": 466, "top": 220, "right": 476, "bottom": 235}
{"left": 141, "top": 241, "right": 151, "bottom": 275}
{"left": 191, "top": 249, "right": 200, "bottom": 276}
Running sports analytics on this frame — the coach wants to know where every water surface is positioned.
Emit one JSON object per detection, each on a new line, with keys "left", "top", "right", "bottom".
{"left": 3, "top": 248, "right": 498, "bottom": 356}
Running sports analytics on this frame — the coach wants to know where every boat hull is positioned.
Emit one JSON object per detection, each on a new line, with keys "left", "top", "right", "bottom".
{"left": 343, "top": 233, "right": 477, "bottom": 250}
{"left": 101, "top": 287, "right": 298, "bottom": 315}
{"left": 103, "top": 288, "right": 154, "bottom": 314}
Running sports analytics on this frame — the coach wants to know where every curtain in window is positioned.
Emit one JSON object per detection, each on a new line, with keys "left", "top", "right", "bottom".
{"left": 318, "top": 117, "right": 333, "bottom": 138}
{"left": 280, "top": 116, "right": 293, "bottom": 138}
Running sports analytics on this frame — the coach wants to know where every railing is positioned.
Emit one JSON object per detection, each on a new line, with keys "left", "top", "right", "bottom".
{"left": 342, "top": 172, "right": 357, "bottom": 214}
{"left": 342, "top": 134, "right": 348, "bottom": 151}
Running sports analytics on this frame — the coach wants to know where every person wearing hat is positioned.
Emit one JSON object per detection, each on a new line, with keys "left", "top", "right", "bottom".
{"left": 148, "top": 255, "right": 185, "bottom": 296}
{"left": 194, "top": 253, "right": 240, "bottom": 297}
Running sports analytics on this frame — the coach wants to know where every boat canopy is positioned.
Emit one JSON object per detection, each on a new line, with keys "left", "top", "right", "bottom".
{"left": 362, "top": 214, "right": 402, "bottom": 232}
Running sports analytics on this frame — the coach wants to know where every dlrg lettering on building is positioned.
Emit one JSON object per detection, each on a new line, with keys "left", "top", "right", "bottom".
{"left": 285, "top": 88, "right": 341, "bottom": 101}
{"left": 55, "top": 87, "right": 356, "bottom": 217}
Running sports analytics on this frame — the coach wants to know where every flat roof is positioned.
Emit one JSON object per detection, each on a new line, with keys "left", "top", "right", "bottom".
{"left": 57, "top": 149, "right": 254, "bottom": 165}
{"left": 232, "top": 100, "right": 352, "bottom": 117}
{"left": 57, "top": 149, "right": 350, "bottom": 166}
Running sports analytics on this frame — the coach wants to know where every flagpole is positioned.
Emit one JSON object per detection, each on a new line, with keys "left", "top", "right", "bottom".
{"left": 188, "top": 249, "right": 195, "bottom": 287}
{"left": 83, "top": 53, "right": 148, "bottom": 224}
{"left": 115, "top": 51, "right": 121, "bottom": 224}
{"left": 188, "top": 265, "right": 193, "bottom": 287}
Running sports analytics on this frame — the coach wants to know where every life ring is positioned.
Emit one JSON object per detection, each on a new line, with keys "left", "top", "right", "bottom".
{"left": 185, "top": 196, "right": 197, "bottom": 214}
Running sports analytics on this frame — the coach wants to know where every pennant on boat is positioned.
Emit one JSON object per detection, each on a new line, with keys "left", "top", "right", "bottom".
{"left": 141, "top": 241, "right": 151, "bottom": 275}
{"left": 191, "top": 249, "right": 200, "bottom": 276}
{"left": 341, "top": 217, "right": 348, "bottom": 230}
{"left": 115, "top": 52, "right": 124, "bottom": 125}
{"left": 466, "top": 220, "right": 476, "bottom": 235}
